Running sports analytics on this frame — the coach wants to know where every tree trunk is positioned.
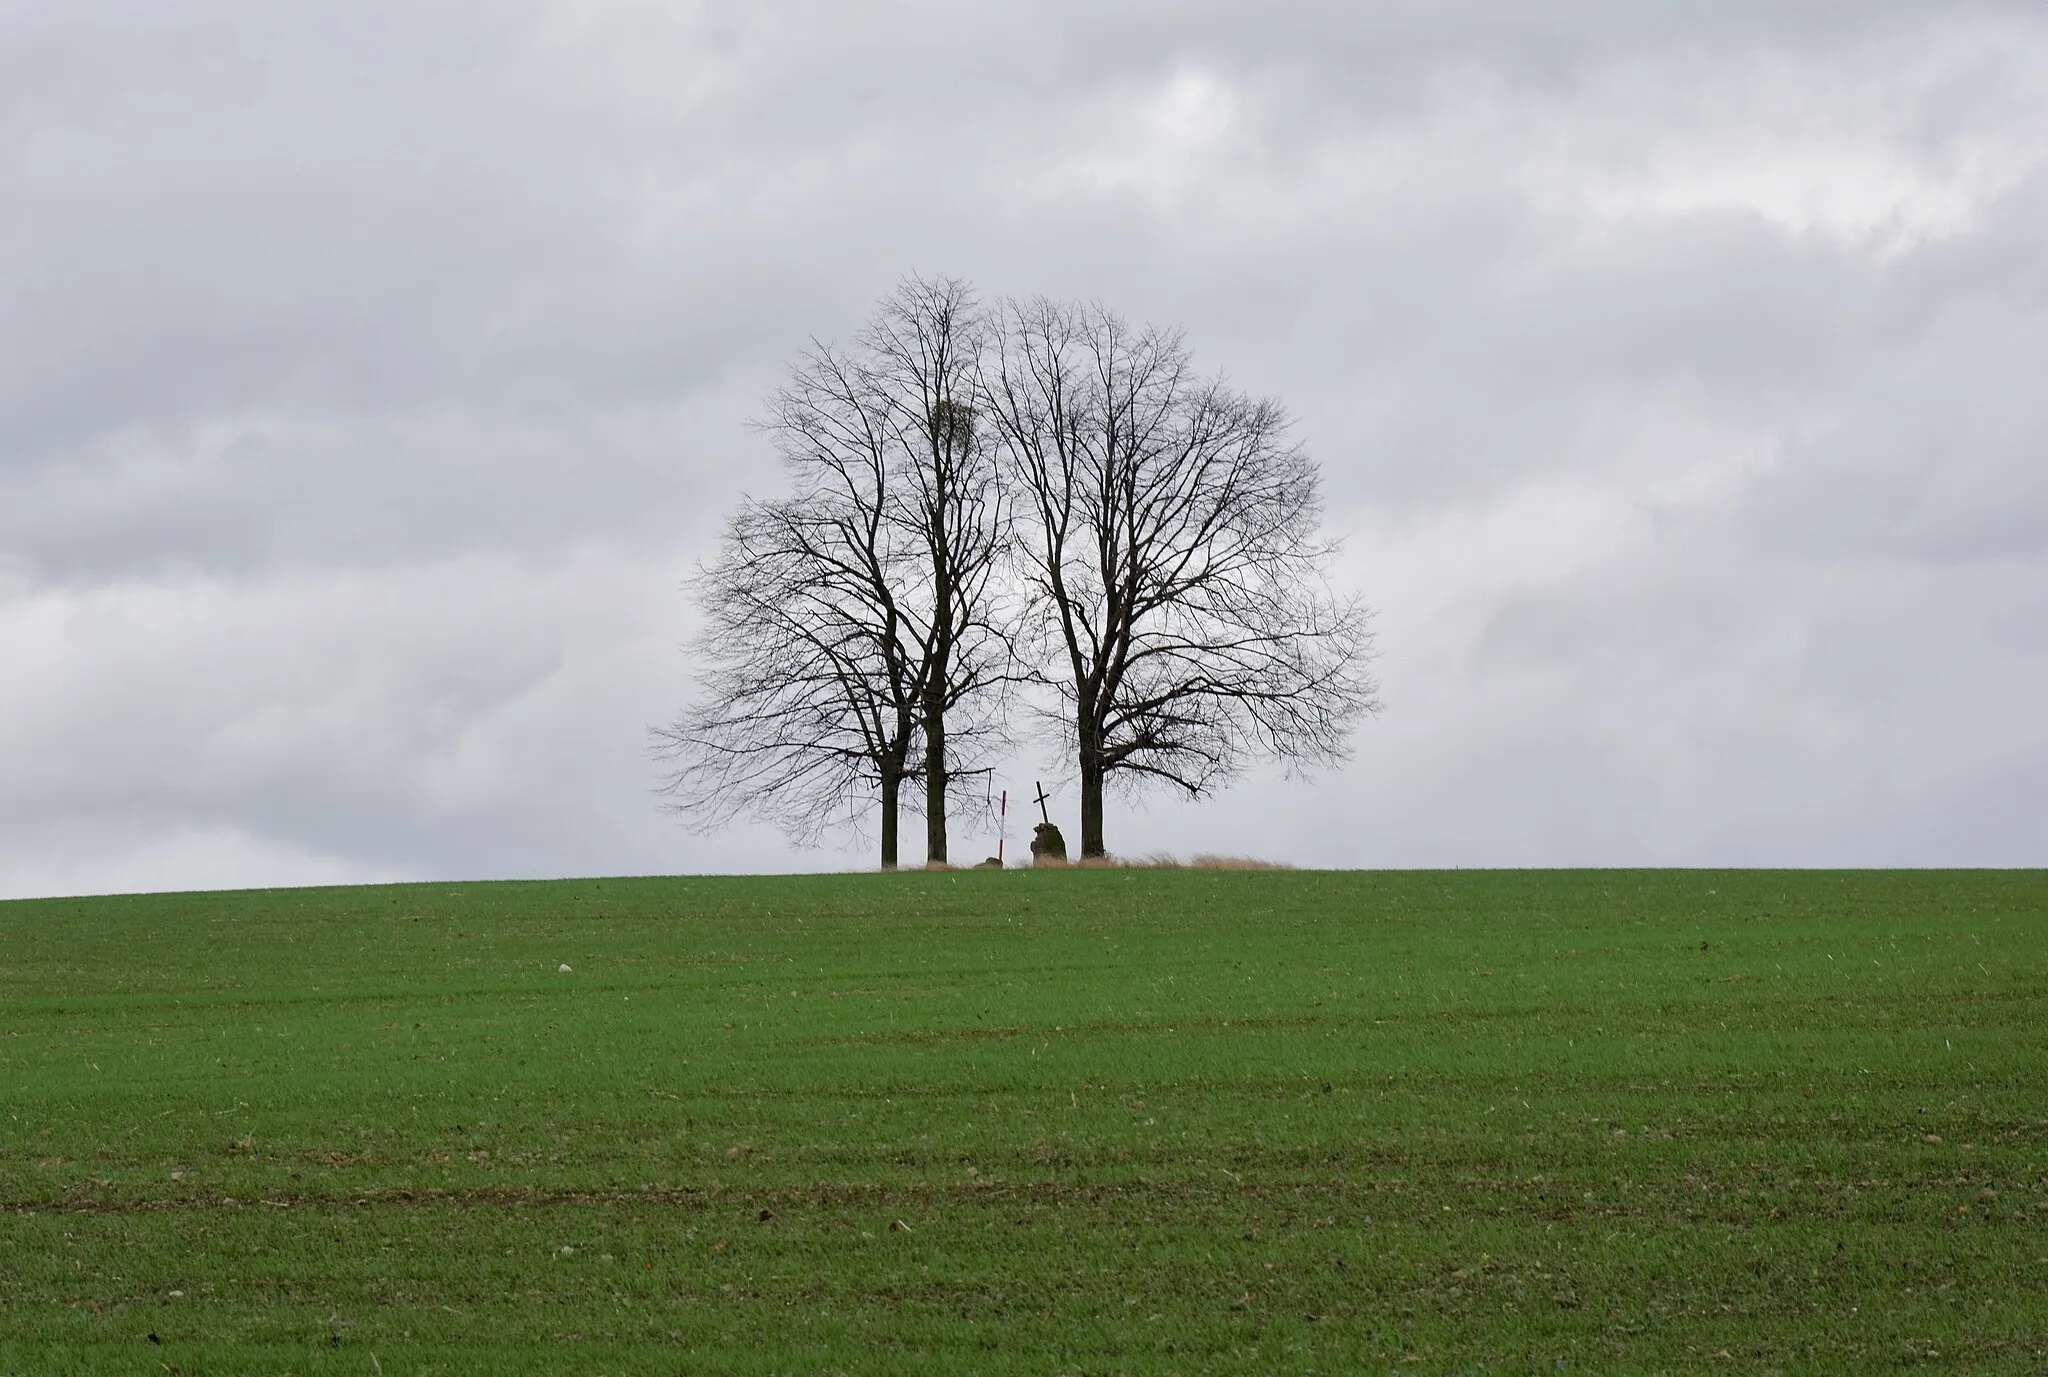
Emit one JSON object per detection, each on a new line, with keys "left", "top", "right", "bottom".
{"left": 923, "top": 696, "right": 948, "bottom": 865}
{"left": 879, "top": 768, "right": 901, "bottom": 869}
{"left": 1078, "top": 730, "right": 1107, "bottom": 860}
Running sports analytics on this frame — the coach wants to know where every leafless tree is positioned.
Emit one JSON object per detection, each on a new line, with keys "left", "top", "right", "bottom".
{"left": 655, "top": 275, "right": 1009, "bottom": 866}
{"left": 859, "top": 277, "right": 1011, "bottom": 864}
{"left": 983, "top": 297, "right": 1377, "bottom": 859}
{"left": 653, "top": 489, "right": 926, "bottom": 864}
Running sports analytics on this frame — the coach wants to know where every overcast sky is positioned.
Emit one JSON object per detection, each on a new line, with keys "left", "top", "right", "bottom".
{"left": 3, "top": 1, "right": 2044, "bottom": 898}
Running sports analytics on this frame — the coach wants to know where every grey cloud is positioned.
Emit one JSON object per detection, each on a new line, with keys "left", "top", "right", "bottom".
{"left": 2, "top": 1, "right": 2044, "bottom": 895}
{"left": 1, "top": 397, "right": 759, "bottom": 581}
{"left": 0, "top": 552, "right": 804, "bottom": 893}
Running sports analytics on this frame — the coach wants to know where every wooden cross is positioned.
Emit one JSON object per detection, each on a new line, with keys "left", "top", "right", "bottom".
{"left": 1033, "top": 781, "right": 1051, "bottom": 826}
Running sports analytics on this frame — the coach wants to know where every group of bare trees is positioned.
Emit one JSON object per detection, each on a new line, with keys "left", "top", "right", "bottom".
{"left": 655, "top": 275, "right": 1378, "bottom": 866}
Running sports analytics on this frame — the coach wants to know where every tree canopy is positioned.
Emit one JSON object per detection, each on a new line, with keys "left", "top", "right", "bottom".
{"left": 659, "top": 275, "right": 1375, "bottom": 864}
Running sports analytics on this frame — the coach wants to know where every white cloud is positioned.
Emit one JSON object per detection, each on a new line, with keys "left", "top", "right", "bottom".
{"left": 0, "top": 821, "right": 396, "bottom": 902}
{"left": 1564, "top": 32, "right": 2048, "bottom": 257}
{"left": 1042, "top": 65, "right": 1252, "bottom": 202}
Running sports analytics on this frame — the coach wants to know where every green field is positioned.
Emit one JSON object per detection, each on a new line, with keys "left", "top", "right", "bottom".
{"left": 2, "top": 869, "right": 2044, "bottom": 1374}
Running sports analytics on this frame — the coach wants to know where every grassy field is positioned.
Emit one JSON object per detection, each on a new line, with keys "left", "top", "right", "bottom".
{"left": 1, "top": 868, "right": 2044, "bottom": 1375}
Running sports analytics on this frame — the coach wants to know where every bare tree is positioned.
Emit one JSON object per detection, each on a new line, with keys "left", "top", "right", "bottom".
{"left": 653, "top": 487, "right": 925, "bottom": 864}
{"left": 656, "top": 275, "right": 1009, "bottom": 866}
{"left": 858, "top": 277, "right": 1011, "bottom": 864}
{"left": 983, "top": 297, "right": 1377, "bottom": 859}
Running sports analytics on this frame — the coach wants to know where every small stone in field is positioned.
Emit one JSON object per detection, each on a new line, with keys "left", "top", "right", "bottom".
{"left": 1612, "top": 1128, "right": 1628, "bottom": 1139}
{"left": 558, "top": 963, "right": 572, "bottom": 973}
{"left": 1923, "top": 1133, "right": 1941, "bottom": 1144}
{"left": 1976, "top": 1187, "right": 1997, "bottom": 1202}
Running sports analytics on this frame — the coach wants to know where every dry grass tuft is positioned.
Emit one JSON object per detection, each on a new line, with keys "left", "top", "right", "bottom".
{"left": 1112, "top": 852, "right": 1184, "bottom": 869}
{"left": 1089, "top": 852, "right": 1296, "bottom": 870}
{"left": 878, "top": 853, "right": 1294, "bottom": 871}
{"left": 1188, "top": 854, "right": 1296, "bottom": 870}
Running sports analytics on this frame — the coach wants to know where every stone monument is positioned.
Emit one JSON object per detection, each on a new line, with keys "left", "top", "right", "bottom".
{"left": 1027, "top": 780, "right": 1069, "bottom": 865}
